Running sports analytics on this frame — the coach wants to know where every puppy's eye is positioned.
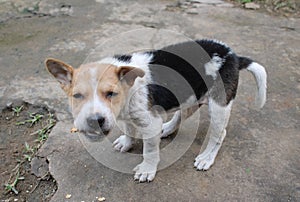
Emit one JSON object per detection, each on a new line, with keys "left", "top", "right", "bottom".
{"left": 73, "top": 93, "right": 84, "bottom": 99}
{"left": 106, "top": 91, "right": 118, "bottom": 99}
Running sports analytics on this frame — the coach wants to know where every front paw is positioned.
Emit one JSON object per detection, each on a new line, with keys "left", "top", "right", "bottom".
{"left": 194, "top": 152, "right": 215, "bottom": 171}
{"left": 113, "top": 135, "right": 133, "bottom": 152}
{"left": 133, "top": 161, "right": 157, "bottom": 182}
{"left": 194, "top": 145, "right": 220, "bottom": 170}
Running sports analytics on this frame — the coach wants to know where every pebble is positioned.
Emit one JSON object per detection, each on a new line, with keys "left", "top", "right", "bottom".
{"left": 245, "top": 2, "right": 260, "bottom": 10}
{"left": 98, "top": 197, "right": 106, "bottom": 201}
{"left": 6, "top": 102, "right": 13, "bottom": 108}
{"left": 186, "top": 8, "right": 199, "bottom": 14}
{"left": 65, "top": 194, "right": 72, "bottom": 199}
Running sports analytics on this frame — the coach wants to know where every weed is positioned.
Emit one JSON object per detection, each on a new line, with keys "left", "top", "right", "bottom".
{"left": 246, "top": 168, "right": 251, "bottom": 173}
{"left": 4, "top": 169, "right": 24, "bottom": 195}
{"left": 12, "top": 105, "right": 23, "bottom": 117}
{"left": 2, "top": 106, "right": 57, "bottom": 196}
{"left": 29, "top": 112, "right": 56, "bottom": 143}
{"left": 24, "top": 142, "right": 34, "bottom": 153}
{"left": 274, "top": 1, "right": 295, "bottom": 11}
{"left": 239, "top": 0, "right": 254, "bottom": 3}
{"left": 23, "top": 154, "right": 32, "bottom": 162}
{"left": 23, "top": 142, "right": 35, "bottom": 162}
{"left": 22, "top": 3, "right": 40, "bottom": 14}
{"left": 16, "top": 113, "right": 44, "bottom": 127}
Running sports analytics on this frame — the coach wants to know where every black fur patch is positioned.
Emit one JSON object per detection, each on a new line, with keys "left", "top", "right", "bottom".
{"left": 114, "top": 54, "right": 132, "bottom": 63}
{"left": 148, "top": 84, "right": 180, "bottom": 111}
{"left": 146, "top": 39, "right": 248, "bottom": 109}
{"left": 238, "top": 56, "right": 253, "bottom": 70}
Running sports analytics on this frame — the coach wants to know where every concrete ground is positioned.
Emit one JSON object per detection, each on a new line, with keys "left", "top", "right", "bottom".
{"left": 0, "top": 0, "right": 299, "bottom": 201}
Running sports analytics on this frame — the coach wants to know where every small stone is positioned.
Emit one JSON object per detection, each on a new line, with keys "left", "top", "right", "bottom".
{"left": 6, "top": 102, "right": 13, "bottom": 108}
{"left": 180, "top": 5, "right": 189, "bottom": 9}
{"left": 65, "top": 194, "right": 72, "bottom": 199}
{"left": 27, "top": 7, "right": 35, "bottom": 12}
{"left": 98, "top": 197, "right": 106, "bottom": 201}
{"left": 245, "top": 2, "right": 260, "bottom": 10}
{"left": 31, "top": 157, "right": 49, "bottom": 178}
{"left": 186, "top": 8, "right": 198, "bottom": 14}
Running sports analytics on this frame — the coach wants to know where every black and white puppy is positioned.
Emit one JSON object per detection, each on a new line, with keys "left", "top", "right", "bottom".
{"left": 46, "top": 39, "right": 267, "bottom": 182}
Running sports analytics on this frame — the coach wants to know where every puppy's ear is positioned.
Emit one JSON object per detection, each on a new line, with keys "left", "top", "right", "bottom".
{"left": 117, "top": 66, "right": 145, "bottom": 86}
{"left": 45, "top": 58, "right": 74, "bottom": 92}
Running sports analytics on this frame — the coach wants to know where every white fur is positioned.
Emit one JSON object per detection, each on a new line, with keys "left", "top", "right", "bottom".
{"left": 194, "top": 99, "right": 233, "bottom": 170}
{"left": 247, "top": 62, "right": 267, "bottom": 108}
{"left": 100, "top": 53, "right": 162, "bottom": 182}
{"left": 73, "top": 68, "right": 115, "bottom": 133}
{"left": 73, "top": 100, "right": 94, "bottom": 132}
{"left": 113, "top": 135, "right": 133, "bottom": 152}
{"left": 132, "top": 114, "right": 162, "bottom": 182}
{"left": 204, "top": 55, "right": 224, "bottom": 80}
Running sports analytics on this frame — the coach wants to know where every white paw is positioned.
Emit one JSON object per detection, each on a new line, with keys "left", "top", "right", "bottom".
{"left": 194, "top": 149, "right": 219, "bottom": 171}
{"left": 113, "top": 135, "right": 133, "bottom": 152}
{"left": 133, "top": 161, "right": 157, "bottom": 182}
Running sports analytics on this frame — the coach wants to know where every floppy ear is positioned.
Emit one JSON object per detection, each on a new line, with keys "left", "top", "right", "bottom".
{"left": 117, "top": 66, "right": 145, "bottom": 86}
{"left": 45, "top": 58, "right": 74, "bottom": 92}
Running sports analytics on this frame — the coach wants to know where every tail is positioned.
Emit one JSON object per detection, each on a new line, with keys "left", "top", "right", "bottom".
{"left": 239, "top": 57, "right": 267, "bottom": 108}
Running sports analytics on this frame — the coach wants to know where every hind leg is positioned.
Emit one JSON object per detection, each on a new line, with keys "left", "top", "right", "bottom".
{"left": 161, "top": 111, "right": 181, "bottom": 138}
{"left": 161, "top": 103, "right": 202, "bottom": 138}
{"left": 194, "top": 98, "right": 233, "bottom": 170}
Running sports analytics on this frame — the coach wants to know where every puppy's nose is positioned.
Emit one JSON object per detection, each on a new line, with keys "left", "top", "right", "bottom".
{"left": 97, "top": 116, "right": 105, "bottom": 128}
{"left": 87, "top": 113, "right": 105, "bottom": 129}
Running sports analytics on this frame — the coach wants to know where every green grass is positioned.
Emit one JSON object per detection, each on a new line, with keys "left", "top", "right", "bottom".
{"left": 21, "top": 3, "right": 40, "bottom": 14}
{"left": 32, "top": 112, "right": 56, "bottom": 143}
{"left": 16, "top": 112, "right": 44, "bottom": 127}
{"left": 12, "top": 105, "right": 23, "bottom": 117}
{"left": 3, "top": 109, "right": 56, "bottom": 195}
{"left": 4, "top": 168, "right": 24, "bottom": 195}
{"left": 239, "top": 0, "right": 254, "bottom": 3}
{"left": 23, "top": 142, "right": 35, "bottom": 162}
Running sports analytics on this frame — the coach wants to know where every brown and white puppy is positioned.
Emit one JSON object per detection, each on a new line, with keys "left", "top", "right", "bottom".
{"left": 46, "top": 39, "right": 267, "bottom": 182}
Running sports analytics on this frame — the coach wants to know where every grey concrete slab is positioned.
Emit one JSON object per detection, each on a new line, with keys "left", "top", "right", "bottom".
{"left": 0, "top": 0, "right": 299, "bottom": 201}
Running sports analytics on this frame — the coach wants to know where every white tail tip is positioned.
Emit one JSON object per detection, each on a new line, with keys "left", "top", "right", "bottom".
{"left": 247, "top": 62, "right": 267, "bottom": 108}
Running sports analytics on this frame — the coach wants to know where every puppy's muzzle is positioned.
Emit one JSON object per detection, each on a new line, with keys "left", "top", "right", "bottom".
{"left": 86, "top": 113, "right": 109, "bottom": 135}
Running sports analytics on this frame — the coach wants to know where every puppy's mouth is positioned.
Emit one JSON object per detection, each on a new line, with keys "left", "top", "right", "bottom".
{"left": 80, "top": 130, "right": 109, "bottom": 142}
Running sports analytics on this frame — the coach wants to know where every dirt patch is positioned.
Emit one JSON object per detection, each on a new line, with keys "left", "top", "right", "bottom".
{"left": 0, "top": 101, "right": 57, "bottom": 202}
{"left": 227, "top": 0, "right": 300, "bottom": 18}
